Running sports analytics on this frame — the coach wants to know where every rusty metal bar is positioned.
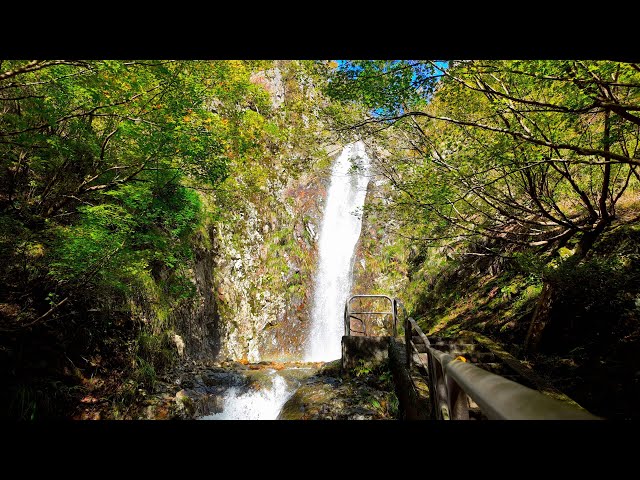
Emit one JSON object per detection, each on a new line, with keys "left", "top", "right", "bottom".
{"left": 348, "top": 311, "right": 394, "bottom": 315}
{"left": 348, "top": 315, "right": 367, "bottom": 336}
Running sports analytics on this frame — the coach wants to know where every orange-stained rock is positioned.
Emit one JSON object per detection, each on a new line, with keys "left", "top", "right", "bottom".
{"left": 152, "top": 405, "right": 169, "bottom": 420}
{"left": 77, "top": 409, "right": 101, "bottom": 420}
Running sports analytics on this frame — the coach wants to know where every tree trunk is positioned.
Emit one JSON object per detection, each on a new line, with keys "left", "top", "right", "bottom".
{"left": 524, "top": 220, "right": 609, "bottom": 353}
{"left": 524, "top": 282, "right": 554, "bottom": 353}
{"left": 574, "top": 222, "right": 607, "bottom": 260}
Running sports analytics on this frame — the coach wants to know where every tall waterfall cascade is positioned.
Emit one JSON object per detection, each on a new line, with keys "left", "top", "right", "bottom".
{"left": 202, "top": 141, "right": 371, "bottom": 420}
{"left": 304, "top": 140, "right": 371, "bottom": 361}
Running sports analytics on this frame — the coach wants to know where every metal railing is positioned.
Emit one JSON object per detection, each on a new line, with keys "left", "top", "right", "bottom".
{"left": 405, "top": 317, "right": 600, "bottom": 420}
{"left": 342, "top": 293, "right": 599, "bottom": 419}
{"left": 344, "top": 294, "right": 402, "bottom": 337}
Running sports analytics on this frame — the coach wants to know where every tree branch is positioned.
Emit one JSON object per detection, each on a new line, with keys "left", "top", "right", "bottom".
{"left": 346, "top": 111, "right": 640, "bottom": 166}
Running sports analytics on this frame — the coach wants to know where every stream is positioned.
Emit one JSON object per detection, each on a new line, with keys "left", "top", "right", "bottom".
{"left": 200, "top": 370, "right": 294, "bottom": 420}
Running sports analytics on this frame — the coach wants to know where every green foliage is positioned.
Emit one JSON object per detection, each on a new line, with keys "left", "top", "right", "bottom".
{"left": 329, "top": 60, "right": 640, "bottom": 262}
{"left": 325, "top": 61, "right": 441, "bottom": 114}
{"left": 0, "top": 59, "right": 365, "bottom": 418}
{"left": 0, "top": 60, "right": 287, "bottom": 327}
{"left": 512, "top": 251, "right": 547, "bottom": 278}
{"left": 354, "top": 359, "right": 373, "bottom": 377}
{"left": 378, "top": 369, "right": 393, "bottom": 388}
{"left": 500, "top": 282, "right": 519, "bottom": 299}
{"left": 8, "top": 385, "right": 38, "bottom": 421}
{"left": 136, "top": 331, "right": 175, "bottom": 370}
{"left": 387, "top": 392, "right": 399, "bottom": 417}
{"left": 350, "top": 360, "right": 399, "bottom": 418}
{"left": 48, "top": 173, "right": 202, "bottom": 296}
{"left": 546, "top": 256, "right": 637, "bottom": 318}
{"left": 134, "top": 357, "right": 157, "bottom": 389}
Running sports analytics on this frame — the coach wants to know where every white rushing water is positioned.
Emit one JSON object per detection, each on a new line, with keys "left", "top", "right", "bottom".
{"left": 201, "top": 371, "right": 293, "bottom": 420}
{"left": 201, "top": 141, "right": 370, "bottom": 419}
{"left": 304, "top": 140, "right": 371, "bottom": 361}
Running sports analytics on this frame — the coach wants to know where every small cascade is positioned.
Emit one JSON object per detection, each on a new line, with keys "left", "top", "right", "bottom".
{"left": 200, "top": 370, "right": 294, "bottom": 420}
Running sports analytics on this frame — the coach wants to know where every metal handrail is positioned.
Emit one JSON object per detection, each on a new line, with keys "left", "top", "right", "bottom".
{"left": 405, "top": 316, "right": 600, "bottom": 420}
{"left": 393, "top": 298, "right": 408, "bottom": 335}
{"left": 344, "top": 294, "right": 396, "bottom": 337}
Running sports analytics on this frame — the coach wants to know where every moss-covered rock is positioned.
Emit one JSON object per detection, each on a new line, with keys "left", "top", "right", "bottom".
{"left": 278, "top": 360, "right": 398, "bottom": 420}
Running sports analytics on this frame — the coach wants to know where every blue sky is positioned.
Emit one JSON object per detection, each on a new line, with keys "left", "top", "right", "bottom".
{"left": 332, "top": 60, "right": 448, "bottom": 115}
{"left": 334, "top": 59, "right": 448, "bottom": 89}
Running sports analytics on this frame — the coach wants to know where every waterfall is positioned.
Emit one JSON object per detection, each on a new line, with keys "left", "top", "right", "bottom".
{"left": 304, "top": 140, "right": 371, "bottom": 361}
{"left": 201, "top": 141, "right": 370, "bottom": 420}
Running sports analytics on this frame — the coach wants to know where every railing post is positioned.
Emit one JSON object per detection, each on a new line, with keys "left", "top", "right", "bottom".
{"left": 405, "top": 317, "right": 411, "bottom": 368}
{"left": 344, "top": 303, "right": 349, "bottom": 336}
{"left": 434, "top": 361, "right": 449, "bottom": 420}
{"left": 392, "top": 299, "right": 398, "bottom": 337}
{"left": 446, "top": 374, "right": 470, "bottom": 420}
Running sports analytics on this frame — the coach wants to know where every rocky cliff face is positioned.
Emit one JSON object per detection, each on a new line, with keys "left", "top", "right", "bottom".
{"left": 169, "top": 62, "right": 337, "bottom": 363}
{"left": 168, "top": 223, "right": 222, "bottom": 360}
{"left": 351, "top": 141, "right": 409, "bottom": 301}
{"left": 211, "top": 170, "right": 327, "bottom": 362}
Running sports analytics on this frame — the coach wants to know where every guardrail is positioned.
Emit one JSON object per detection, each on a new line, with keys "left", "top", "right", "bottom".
{"left": 342, "top": 294, "right": 600, "bottom": 419}
{"left": 404, "top": 317, "right": 600, "bottom": 420}
{"left": 344, "top": 294, "right": 402, "bottom": 337}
